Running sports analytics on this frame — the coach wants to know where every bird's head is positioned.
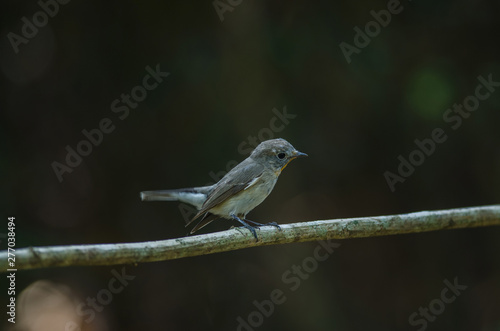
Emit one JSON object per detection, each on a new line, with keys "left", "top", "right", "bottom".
{"left": 250, "top": 138, "right": 307, "bottom": 174}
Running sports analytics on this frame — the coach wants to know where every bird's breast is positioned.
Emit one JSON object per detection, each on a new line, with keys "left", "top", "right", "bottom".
{"left": 210, "top": 173, "right": 278, "bottom": 218}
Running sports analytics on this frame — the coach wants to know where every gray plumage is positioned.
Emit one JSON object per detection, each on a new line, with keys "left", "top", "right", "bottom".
{"left": 140, "top": 138, "right": 307, "bottom": 238}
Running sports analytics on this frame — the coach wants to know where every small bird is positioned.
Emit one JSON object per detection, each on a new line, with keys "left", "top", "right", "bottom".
{"left": 140, "top": 138, "right": 307, "bottom": 240}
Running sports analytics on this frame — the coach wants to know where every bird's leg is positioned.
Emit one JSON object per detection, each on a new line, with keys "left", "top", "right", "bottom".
{"left": 230, "top": 214, "right": 258, "bottom": 241}
{"left": 242, "top": 219, "right": 265, "bottom": 227}
{"left": 244, "top": 218, "right": 282, "bottom": 231}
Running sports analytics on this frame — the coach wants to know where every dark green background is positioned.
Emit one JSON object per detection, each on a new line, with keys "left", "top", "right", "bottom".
{"left": 1, "top": 0, "right": 499, "bottom": 330}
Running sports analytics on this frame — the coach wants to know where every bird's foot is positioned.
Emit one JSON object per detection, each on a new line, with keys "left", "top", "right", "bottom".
{"left": 230, "top": 214, "right": 259, "bottom": 241}
{"left": 244, "top": 219, "right": 282, "bottom": 231}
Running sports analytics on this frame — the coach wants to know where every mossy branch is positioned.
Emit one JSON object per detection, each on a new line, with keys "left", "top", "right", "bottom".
{"left": 2, "top": 205, "right": 500, "bottom": 272}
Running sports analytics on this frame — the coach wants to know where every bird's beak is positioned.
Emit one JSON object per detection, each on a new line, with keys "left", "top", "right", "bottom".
{"left": 280, "top": 150, "right": 308, "bottom": 173}
{"left": 292, "top": 150, "right": 308, "bottom": 158}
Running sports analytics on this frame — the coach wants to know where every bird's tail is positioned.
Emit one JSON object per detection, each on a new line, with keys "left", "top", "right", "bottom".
{"left": 140, "top": 186, "right": 212, "bottom": 210}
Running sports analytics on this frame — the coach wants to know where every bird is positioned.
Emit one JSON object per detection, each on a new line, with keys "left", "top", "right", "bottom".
{"left": 140, "top": 138, "right": 307, "bottom": 240}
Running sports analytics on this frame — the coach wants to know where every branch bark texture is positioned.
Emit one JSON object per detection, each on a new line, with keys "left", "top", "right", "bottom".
{"left": 2, "top": 205, "right": 499, "bottom": 272}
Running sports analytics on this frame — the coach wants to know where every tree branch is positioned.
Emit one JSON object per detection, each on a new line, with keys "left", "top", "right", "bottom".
{"left": 2, "top": 205, "right": 500, "bottom": 272}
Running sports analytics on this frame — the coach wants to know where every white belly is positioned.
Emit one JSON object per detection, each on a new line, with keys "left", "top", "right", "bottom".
{"left": 209, "top": 175, "right": 277, "bottom": 218}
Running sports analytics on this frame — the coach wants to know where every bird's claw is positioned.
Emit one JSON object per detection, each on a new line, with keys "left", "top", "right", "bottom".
{"left": 231, "top": 214, "right": 259, "bottom": 241}
{"left": 266, "top": 222, "right": 282, "bottom": 231}
{"left": 244, "top": 219, "right": 281, "bottom": 231}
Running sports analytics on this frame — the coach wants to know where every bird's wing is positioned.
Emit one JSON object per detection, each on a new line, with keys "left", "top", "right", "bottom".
{"left": 190, "top": 213, "right": 220, "bottom": 234}
{"left": 189, "top": 159, "right": 264, "bottom": 223}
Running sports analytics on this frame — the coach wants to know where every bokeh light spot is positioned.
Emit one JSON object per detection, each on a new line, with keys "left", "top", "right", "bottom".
{"left": 406, "top": 68, "right": 454, "bottom": 120}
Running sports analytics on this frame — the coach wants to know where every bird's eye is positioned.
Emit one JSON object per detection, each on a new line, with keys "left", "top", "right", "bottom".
{"left": 277, "top": 152, "right": 286, "bottom": 159}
